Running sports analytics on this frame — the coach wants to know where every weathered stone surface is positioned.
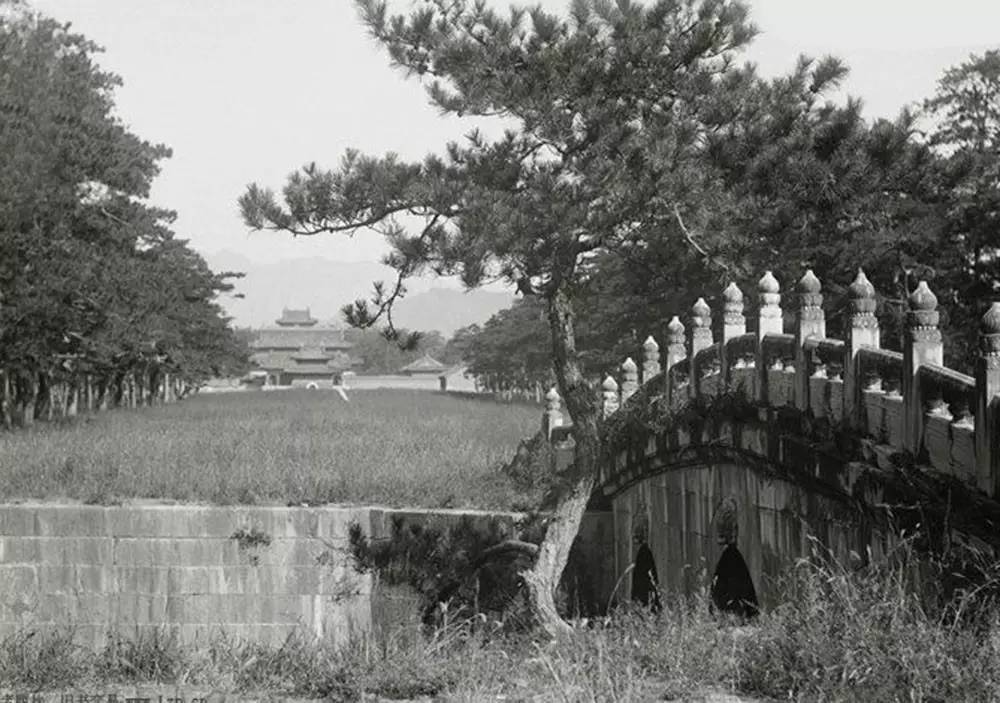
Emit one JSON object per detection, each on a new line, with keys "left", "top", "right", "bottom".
{"left": 0, "top": 504, "right": 525, "bottom": 651}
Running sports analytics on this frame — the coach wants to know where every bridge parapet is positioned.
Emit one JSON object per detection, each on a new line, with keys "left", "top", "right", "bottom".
{"left": 539, "top": 268, "right": 1000, "bottom": 499}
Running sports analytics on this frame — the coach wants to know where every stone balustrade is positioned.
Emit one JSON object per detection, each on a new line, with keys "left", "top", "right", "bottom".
{"left": 544, "top": 268, "right": 1000, "bottom": 498}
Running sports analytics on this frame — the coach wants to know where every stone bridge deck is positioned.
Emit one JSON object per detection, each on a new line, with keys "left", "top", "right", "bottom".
{"left": 542, "top": 268, "right": 1000, "bottom": 607}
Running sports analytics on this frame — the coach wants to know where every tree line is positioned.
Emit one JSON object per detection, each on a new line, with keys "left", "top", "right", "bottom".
{"left": 242, "top": 0, "right": 998, "bottom": 635}
{"left": 0, "top": 2, "right": 249, "bottom": 429}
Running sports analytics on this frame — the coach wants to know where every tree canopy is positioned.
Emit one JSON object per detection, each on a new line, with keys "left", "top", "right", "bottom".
{"left": 0, "top": 2, "right": 248, "bottom": 427}
{"left": 241, "top": 0, "right": 1000, "bottom": 634}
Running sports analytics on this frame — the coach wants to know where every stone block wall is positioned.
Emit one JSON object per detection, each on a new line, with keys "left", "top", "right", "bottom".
{"left": 0, "top": 503, "right": 550, "bottom": 650}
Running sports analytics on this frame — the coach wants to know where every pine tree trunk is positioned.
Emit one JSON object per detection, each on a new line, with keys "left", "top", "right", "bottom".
{"left": 98, "top": 376, "right": 111, "bottom": 411}
{"left": 18, "top": 373, "right": 37, "bottom": 428}
{"left": 111, "top": 372, "right": 125, "bottom": 408}
{"left": 522, "top": 286, "right": 601, "bottom": 638}
{"left": 0, "top": 370, "right": 11, "bottom": 430}
{"left": 65, "top": 377, "right": 78, "bottom": 418}
{"left": 36, "top": 371, "right": 52, "bottom": 422}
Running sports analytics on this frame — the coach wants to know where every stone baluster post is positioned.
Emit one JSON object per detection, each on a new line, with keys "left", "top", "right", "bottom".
{"left": 642, "top": 336, "right": 661, "bottom": 385}
{"left": 845, "top": 270, "right": 879, "bottom": 427}
{"left": 757, "top": 271, "right": 782, "bottom": 340}
{"left": 665, "top": 316, "right": 686, "bottom": 405}
{"left": 795, "top": 270, "right": 825, "bottom": 411}
{"left": 722, "top": 282, "right": 745, "bottom": 388}
{"left": 542, "top": 387, "right": 563, "bottom": 440}
{"left": 756, "top": 271, "right": 782, "bottom": 403}
{"left": 690, "top": 298, "right": 714, "bottom": 398}
{"left": 621, "top": 357, "right": 639, "bottom": 403}
{"left": 722, "top": 283, "right": 746, "bottom": 341}
{"left": 976, "top": 303, "right": 1000, "bottom": 496}
{"left": 903, "top": 281, "right": 943, "bottom": 454}
{"left": 602, "top": 375, "right": 620, "bottom": 418}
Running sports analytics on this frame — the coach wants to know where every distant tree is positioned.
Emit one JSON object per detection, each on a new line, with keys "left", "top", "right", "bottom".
{"left": 345, "top": 327, "right": 447, "bottom": 373}
{"left": 417, "top": 330, "right": 448, "bottom": 360}
{"left": 440, "top": 323, "right": 480, "bottom": 366}
{"left": 923, "top": 49, "right": 1000, "bottom": 366}
{"left": 463, "top": 298, "right": 551, "bottom": 394}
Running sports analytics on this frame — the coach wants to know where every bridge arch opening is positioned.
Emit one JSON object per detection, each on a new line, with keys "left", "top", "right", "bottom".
{"left": 630, "top": 501, "right": 662, "bottom": 612}
{"left": 631, "top": 541, "right": 662, "bottom": 612}
{"left": 710, "top": 497, "right": 759, "bottom": 619}
{"left": 711, "top": 544, "right": 759, "bottom": 619}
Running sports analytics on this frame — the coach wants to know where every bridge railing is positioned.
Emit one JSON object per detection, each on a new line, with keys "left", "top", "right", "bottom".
{"left": 540, "top": 268, "right": 1000, "bottom": 498}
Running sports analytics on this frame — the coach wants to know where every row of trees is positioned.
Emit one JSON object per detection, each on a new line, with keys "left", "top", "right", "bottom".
{"left": 241, "top": 0, "right": 999, "bottom": 634}
{"left": 0, "top": 3, "right": 249, "bottom": 428}
{"left": 344, "top": 327, "right": 465, "bottom": 373}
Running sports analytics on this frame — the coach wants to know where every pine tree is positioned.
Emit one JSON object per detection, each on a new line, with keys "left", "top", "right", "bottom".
{"left": 241, "top": 0, "right": 759, "bottom": 635}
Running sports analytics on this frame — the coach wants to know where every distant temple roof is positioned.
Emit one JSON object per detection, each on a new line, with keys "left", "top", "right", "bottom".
{"left": 275, "top": 308, "right": 317, "bottom": 327}
{"left": 252, "top": 350, "right": 354, "bottom": 374}
{"left": 251, "top": 308, "right": 357, "bottom": 376}
{"left": 251, "top": 328, "right": 351, "bottom": 350}
{"left": 291, "top": 347, "right": 333, "bottom": 362}
{"left": 401, "top": 353, "right": 447, "bottom": 374}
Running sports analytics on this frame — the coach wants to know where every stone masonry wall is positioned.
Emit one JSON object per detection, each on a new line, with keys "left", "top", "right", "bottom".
{"left": 0, "top": 502, "right": 541, "bottom": 650}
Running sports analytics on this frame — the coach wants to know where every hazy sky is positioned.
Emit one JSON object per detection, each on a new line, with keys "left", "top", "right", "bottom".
{"left": 28, "top": 0, "right": 1000, "bottom": 267}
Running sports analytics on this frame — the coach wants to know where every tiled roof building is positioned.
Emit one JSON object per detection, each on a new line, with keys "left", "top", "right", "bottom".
{"left": 250, "top": 308, "right": 355, "bottom": 387}
{"left": 400, "top": 353, "right": 447, "bottom": 375}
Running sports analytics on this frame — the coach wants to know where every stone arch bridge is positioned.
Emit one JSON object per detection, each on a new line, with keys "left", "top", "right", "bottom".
{"left": 543, "top": 269, "right": 1000, "bottom": 610}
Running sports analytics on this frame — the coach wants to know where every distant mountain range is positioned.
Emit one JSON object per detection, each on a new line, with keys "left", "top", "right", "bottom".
{"left": 202, "top": 250, "right": 515, "bottom": 336}
{"left": 392, "top": 287, "right": 514, "bottom": 336}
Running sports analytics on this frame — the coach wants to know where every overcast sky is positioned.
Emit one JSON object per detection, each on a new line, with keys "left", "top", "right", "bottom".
{"left": 28, "top": 0, "right": 1000, "bottom": 267}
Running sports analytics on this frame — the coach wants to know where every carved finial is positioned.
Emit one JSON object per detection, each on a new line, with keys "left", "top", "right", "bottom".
{"left": 542, "top": 386, "right": 563, "bottom": 438}
{"left": 758, "top": 270, "right": 780, "bottom": 295}
{"left": 545, "top": 386, "right": 560, "bottom": 410}
{"left": 908, "top": 280, "right": 938, "bottom": 312}
{"left": 692, "top": 297, "right": 711, "bottom": 325}
{"left": 982, "top": 302, "right": 1000, "bottom": 337}
{"left": 849, "top": 269, "right": 875, "bottom": 300}
{"left": 723, "top": 282, "right": 743, "bottom": 304}
{"left": 667, "top": 315, "right": 685, "bottom": 341}
{"left": 642, "top": 336, "right": 661, "bottom": 383}
{"left": 691, "top": 298, "right": 714, "bottom": 354}
{"left": 601, "top": 374, "right": 620, "bottom": 417}
{"left": 797, "top": 269, "right": 821, "bottom": 294}
{"left": 723, "top": 282, "right": 746, "bottom": 341}
{"left": 979, "top": 303, "right": 1000, "bottom": 359}
{"left": 757, "top": 271, "right": 782, "bottom": 339}
{"left": 906, "top": 280, "right": 940, "bottom": 348}
{"left": 796, "top": 269, "right": 825, "bottom": 337}
{"left": 621, "top": 357, "right": 639, "bottom": 401}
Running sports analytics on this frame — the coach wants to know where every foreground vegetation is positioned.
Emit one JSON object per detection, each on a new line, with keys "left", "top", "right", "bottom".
{"left": 5, "top": 548, "right": 1000, "bottom": 701}
{"left": 0, "top": 390, "right": 540, "bottom": 508}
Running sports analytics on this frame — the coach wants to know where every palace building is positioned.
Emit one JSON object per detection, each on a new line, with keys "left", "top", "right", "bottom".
{"left": 249, "top": 308, "right": 355, "bottom": 387}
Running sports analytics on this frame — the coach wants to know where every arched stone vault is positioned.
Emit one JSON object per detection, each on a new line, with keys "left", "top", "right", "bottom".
{"left": 539, "top": 268, "right": 1000, "bottom": 610}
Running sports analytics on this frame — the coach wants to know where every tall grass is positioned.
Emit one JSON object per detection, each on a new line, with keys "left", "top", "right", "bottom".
{"left": 0, "top": 390, "right": 540, "bottom": 508}
{"left": 6, "top": 543, "right": 999, "bottom": 700}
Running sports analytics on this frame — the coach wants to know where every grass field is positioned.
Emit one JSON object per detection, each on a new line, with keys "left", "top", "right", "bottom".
{"left": 6, "top": 551, "right": 1000, "bottom": 700}
{"left": 0, "top": 390, "right": 541, "bottom": 508}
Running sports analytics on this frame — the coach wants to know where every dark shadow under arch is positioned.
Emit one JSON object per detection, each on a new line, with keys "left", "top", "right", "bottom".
{"left": 631, "top": 542, "right": 662, "bottom": 612}
{"left": 711, "top": 544, "right": 759, "bottom": 619}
